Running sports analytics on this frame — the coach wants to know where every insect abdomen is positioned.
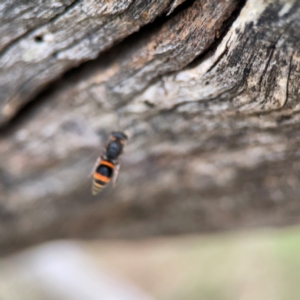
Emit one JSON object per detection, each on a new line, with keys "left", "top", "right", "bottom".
{"left": 92, "top": 161, "right": 114, "bottom": 195}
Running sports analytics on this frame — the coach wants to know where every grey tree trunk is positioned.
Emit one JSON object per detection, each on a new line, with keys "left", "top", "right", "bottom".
{"left": 1, "top": 0, "right": 300, "bottom": 254}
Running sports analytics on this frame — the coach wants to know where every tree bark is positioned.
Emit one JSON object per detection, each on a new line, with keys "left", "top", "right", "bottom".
{"left": 1, "top": 0, "right": 300, "bottom": 254}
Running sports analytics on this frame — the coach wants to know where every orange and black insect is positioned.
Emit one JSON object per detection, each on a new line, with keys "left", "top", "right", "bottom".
{"left": 91, "top": 131, "right": 128, "bottom": 195}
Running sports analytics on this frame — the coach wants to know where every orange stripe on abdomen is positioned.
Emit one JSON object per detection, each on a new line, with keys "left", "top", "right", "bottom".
{"left": 94, "top": 172, "right": 111, "bottom": 183}
{"left": 101, "top": 160, "right": 115, "bottom": 169}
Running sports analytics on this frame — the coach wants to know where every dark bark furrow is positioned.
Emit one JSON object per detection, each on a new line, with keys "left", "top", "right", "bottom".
{"left": 286, "top": 50, "right": 294, "bottom": 107}
{"left": 0, "top": 0, "right": 173, "bottom": 125}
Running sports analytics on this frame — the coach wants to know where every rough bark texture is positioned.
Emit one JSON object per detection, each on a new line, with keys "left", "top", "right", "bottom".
{"left": 1, "top": 0, "right": 300, "bottom": 254}
{"left": 0, "top": 0, "right": 179, "bottom": 124}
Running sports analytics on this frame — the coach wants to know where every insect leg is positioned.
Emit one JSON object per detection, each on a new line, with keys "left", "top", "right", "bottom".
{"left": 112, "top": 162, "right": 120, "bottom": 187}
{"left": 89, "top": 157, "right": 101, "bottom": 178}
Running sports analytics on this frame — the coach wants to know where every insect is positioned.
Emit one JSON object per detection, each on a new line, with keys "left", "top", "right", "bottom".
{"left": 91, "top": 131, "right": 128, "bottom": 195}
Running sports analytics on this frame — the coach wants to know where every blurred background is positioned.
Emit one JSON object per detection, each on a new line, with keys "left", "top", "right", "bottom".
{"left": 1, "top": 0, "right": 300, "bottom": 299}
{"left": 2, "top": 227, "right": 300, "bottom": 300}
